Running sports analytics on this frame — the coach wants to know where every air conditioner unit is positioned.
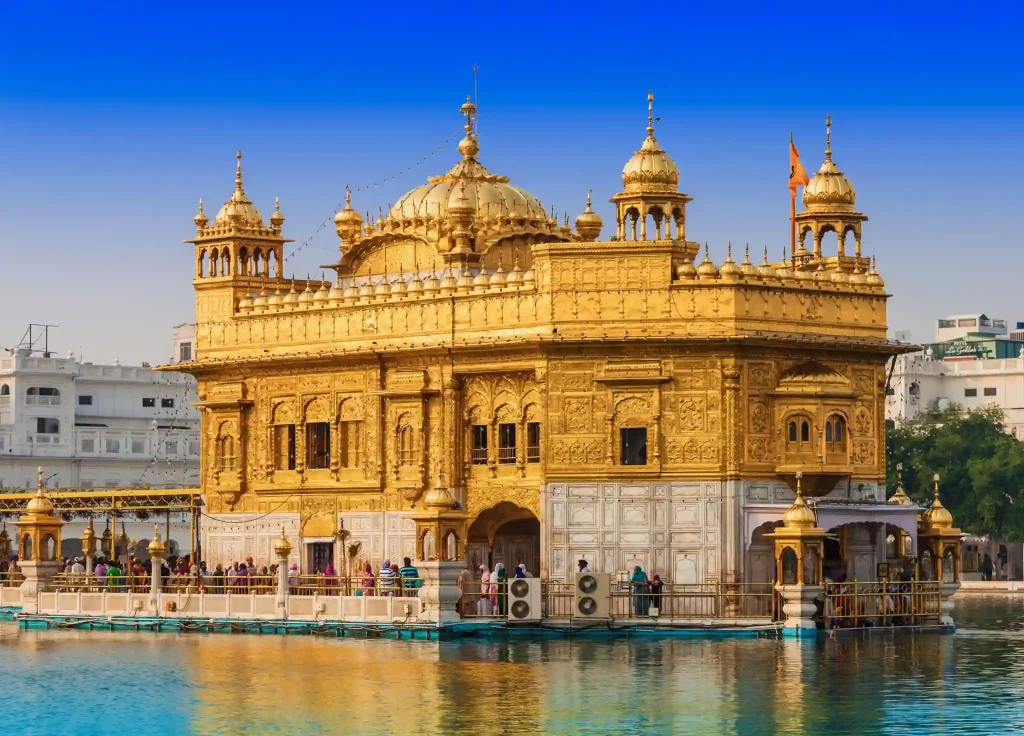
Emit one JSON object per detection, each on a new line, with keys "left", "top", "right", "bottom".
{"left": 507, "top": 577, "right": 542, "bottom": 622}
{"left": 574, "top": 572, "right": 610, "bottom": 619}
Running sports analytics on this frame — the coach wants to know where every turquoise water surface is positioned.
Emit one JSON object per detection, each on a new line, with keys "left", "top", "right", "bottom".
{"left": 2, "top": 597, "right": 1023, "bottom": 735}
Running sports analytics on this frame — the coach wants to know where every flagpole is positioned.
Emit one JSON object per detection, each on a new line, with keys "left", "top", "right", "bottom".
{"left": 790, "top": 132, "right": 796, "bottom": 259}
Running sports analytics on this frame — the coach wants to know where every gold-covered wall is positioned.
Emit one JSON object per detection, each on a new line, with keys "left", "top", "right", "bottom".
{"left": 175, "top": 93, "right": 902, "bottom": 581}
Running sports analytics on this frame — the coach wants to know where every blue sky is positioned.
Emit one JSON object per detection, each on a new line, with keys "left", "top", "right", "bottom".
{"left": 1, "top": 1, "right": 1022, "bottom": 363}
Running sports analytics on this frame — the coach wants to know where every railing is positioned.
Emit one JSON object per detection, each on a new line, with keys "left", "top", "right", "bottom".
{"left": 48, "top": 572, "right": 425, "bottom": 597}
{"left": 1, "top": 570, "right": 24, "bottom": 588}
{"left": 464, "top": 580, "right": 778, "bottom": 621}
{"left": 823, "top": 580, "right": 941, "bottom": 629}
{"left": 25, "top": 395, "right": 61, "bottom": 406}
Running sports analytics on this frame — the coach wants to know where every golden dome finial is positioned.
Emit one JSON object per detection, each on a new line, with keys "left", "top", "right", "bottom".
{"left": 575, "top": 187, "right": 603, "bottom": 240}
{"left": 647, "top": 90, "right": 655, "bottom": 138}
{"left": 921, "top": 472, "right": 955, "bottom": 529}
{"left": 37, "top": 465, "right": 43, "bottom": 492}
{"left": 587, "top": 188, "right": 593, "bottom": 208}
{"left": 235, "top": 150, "right": 244, "bottom": 190}
{"left": 458, "top": 94, "right": 480, "bottom": 160}
{"left": 825, "top": 115, "right": 832, "bottom": 160}
{"left": 271, "top": 196, "right": 284, "bottom": 228}
{"left": 345, "top": 183, "right": 352, "bottom": 208}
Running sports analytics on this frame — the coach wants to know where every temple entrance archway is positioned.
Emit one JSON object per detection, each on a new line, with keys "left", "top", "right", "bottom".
{"left": 466, "top": 502, "right": 540, "bottom": 578}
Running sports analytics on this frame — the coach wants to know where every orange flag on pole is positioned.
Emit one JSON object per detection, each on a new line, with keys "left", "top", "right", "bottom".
{"left": 789, "top": 136, "right": 810, "bottom": 190}
{"left": 789, "top": 134, "right": 809, "bottom": 257}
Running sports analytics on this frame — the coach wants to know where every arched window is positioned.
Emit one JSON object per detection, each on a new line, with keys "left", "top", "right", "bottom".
{"left": 781, "top": 547, "right": 798, "bottom": 585}
{"left": 786, "top": 415, "right": 812, "bottom": 454}
{"left": 218, "top": 436, "right": 237, "bottom": 471}
{"left": 399, "top": 425, "right": 415, "bottom": 465}
{"left": 825, "top": 415, "right": 846, "bottom": 453}
{"left": 421, "top": 530, "right": 435, "bottom": 561}
{"left": 443, "top": 531, "right": 459, "bottom": 562}
{"left": 0, "top": 384, "right": 9, "bottom": 396}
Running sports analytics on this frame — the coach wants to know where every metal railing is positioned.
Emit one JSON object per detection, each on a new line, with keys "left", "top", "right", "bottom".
{"left": 0, "top": 570, "right": 23, "bottom": 588}
{"left": 823, "top": 580, "right": 941, "bottom": 629}
{"left": 48, "top": 572, "right": 425, "bottom": 597}
{"left": 463, "top": 580, "right": 778, "bottom": 621}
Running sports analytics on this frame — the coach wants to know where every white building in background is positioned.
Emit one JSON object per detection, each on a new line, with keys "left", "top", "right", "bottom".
{"left": 887, "top": 313, "right": 1024, "bottom": 437}
{"left": 0, "top": 350, "right": 200, "bottom": 490}
{"left": 169, "top": 323, "right": 195, "bottom": 365}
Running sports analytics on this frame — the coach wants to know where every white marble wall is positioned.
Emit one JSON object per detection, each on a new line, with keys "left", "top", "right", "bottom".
{"left": 200, "top": 511, "right": 418, "bottom": 572}
{"left": 201, "top": 513, "right": 300, "bottom": 570}
{"left": 339, "top": 511, "right": 417, "bottom": 567}
{"left": 543, "top": 481, "right": 724, "bottom": 583}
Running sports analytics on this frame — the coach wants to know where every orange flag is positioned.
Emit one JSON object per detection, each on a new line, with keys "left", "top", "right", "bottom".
{"left": 789, "top": 137, "right": 810, "bottom": 190}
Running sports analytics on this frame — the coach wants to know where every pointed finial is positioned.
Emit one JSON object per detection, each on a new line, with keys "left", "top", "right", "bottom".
{"left": 825, "top": 115, "right": 832, "bottom": 160}
{"left": 726, "top": 242, "right": 733, "bottom": 260}
{"left": 198, "top": 198, "right": 204, "bottom": 215}
{"left": 704, "top": 242, "right": 710, "bottom": 260}
{"left": 37, "top": 465, "right": 43, "bottom": 492}
{"left": 763, "top": 245, "right": 770, "bottom": 264}
{"left": 586, "top": 188, "right": 593, "bottom": 209}
{"left": 647, "top": 90, "right": 655, "bottom": 138}
{"left": 795, "top": 470, "right": 803, "bottom": 498}
{"left": 744, "top": 244, "right": 751, "bottom": 263}
{"left": 345, "top": 184, "right": 352, "bottom": 208}
{"left": 933, "top": 472, "right": 941, "bottom": 501}
{"left": 275, "top": 196, "right": 280, "bottom": 214}
{"left": 235, "top": 150, "right": 243, "bottom": 189}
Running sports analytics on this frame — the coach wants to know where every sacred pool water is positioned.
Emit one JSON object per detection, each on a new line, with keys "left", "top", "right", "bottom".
{"left": 2, "top": 597, "right": 1021, "bottom": 735}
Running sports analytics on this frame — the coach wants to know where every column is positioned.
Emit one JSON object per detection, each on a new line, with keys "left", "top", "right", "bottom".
{"left": 148, "top": 525, "right": 165, "bottom": 616}
{"left": 274, "top": 527, "right": 292, "bottom": 618}
{"left": 418, "top": 560, "right": 464, "bottom": 625}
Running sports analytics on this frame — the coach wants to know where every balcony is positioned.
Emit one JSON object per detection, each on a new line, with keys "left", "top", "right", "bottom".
{"left": 28, "top": 434, "right": 59, "bottom": 445}
{"left": 26, "top": 395, "right": 61, "bottom": 406}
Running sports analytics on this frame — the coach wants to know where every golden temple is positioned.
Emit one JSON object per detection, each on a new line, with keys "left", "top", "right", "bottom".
{"left": 176, "top": 91, "right": 911, "bottom": 586}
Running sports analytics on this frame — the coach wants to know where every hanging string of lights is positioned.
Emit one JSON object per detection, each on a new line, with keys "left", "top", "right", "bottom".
{"left": 283, "top": 131, "right": 461, "bottom": 264}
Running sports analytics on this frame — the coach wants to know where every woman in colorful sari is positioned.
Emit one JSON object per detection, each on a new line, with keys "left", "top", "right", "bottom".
{"left": 360, "top": 562, "right": 375, "bottom": 596}
{"left": 494, "top": 563, "right": 508, "bottom": 616}
{"left": 630, "top": 565, "right": 649, "bottom": 617}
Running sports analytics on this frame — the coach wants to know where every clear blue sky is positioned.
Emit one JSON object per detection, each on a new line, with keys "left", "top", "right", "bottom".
{"left": 1, "top": 1, "right": 1022, "bottom": 363}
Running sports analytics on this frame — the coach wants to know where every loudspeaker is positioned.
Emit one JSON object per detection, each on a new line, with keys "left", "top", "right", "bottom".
{"left": 574, "top": 572, "right": 610, "bottom": 619}
{"left": 507, "top": 577, "right": 542, "bottom": 622}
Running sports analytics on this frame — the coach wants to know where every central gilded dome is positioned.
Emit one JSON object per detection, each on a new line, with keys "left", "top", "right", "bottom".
{"left": 802, "top": 120, "right": 856, "bottom": 213}
{"left": 387, "top": 97, "right": 551, "bottom": 228}
{"left": 215, "top": 152, "right": 265, "bottom": 228}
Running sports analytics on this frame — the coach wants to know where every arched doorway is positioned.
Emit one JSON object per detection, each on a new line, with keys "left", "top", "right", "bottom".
{"left": 466, "top": 502, "right": 540, "bottom": 577}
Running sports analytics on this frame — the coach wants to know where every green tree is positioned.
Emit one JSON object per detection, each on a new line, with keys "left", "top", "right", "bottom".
{"left": 886, "top": 402, "right": 1024, "bottom": 540}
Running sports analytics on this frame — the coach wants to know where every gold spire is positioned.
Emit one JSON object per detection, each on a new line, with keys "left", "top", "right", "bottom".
{"left": 697, "top": 243, "right": 719, "bottom": 279}
{"left": 214, "top": 150, "right": 264, "bottom": 228}
{"left": 647, "top": 90, "right": 655, "bottom": 139}
{"left": 720, "top": 242, "right": 741, "bottom": 280}
{"left": 270, "top": 196, "right": 284, "bottom": 228}
{"left": 825, "top": 115, "right": 832, "bottom": 160}
{"left": 921, "top": 473, "right": 954, "bottom": 529}
{"left": 235, "top": 150, "right": 243, "bottom": 189}
{"left": 739, "top": 243, "right": 759, "bottom": 277}
{"left": 458, "top": 94, "right": 480, "bottom": 160}
{"left": 888, "top": 462, "right": 914, "bottom": 505}
{"left": 194, "top": 197, "right": 208, "bottom": 229}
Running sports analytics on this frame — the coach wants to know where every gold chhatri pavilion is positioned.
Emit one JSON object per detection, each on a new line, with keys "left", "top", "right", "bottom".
{"left": 177, "top": 92, "right": 917, "bottom": 585}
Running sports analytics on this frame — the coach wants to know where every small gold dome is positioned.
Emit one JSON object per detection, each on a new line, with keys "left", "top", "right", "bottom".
{"left": 830, "top": 267, "right": 850, "bottom": 286}
{"left": 794, "top": 264, "right": 814, "bottom": 283}
{"left": 424, "top": 485, "right": 457, "bottom": 510}
{"left": 696, "top": 244, "right": 719, "bottom": 280}
{"left": 621, "top": 92, "right": 680, "bottom": 194}
{"left": 783, "top": 485, "right": 817, "bottom": 529}
{"left": 865, "top": 257, "right": 884, "bottom": 287}
{"left": 676, "top": 254, "right": 697, "bottom": 280}
{"left": 270, "top": 197, "right": 285, "bottom": 228}
{"left": 774, "top": 252, "right": 795, "bottom": 281}
{"left": 921, "top": 494, "right": 954, "bottom": 529}
{"left": 758, "top": 247, "right": 776, "bottom": 280}
{"left": 147, "top": 525, "right": 166, "bottom": 556}
{"left": 282, "top": 283, "right": 299, "bottom": 305}
{"left": 215, "top": 152, "right": 265, "bottom": 228}
{"left": 299, "top": 280, "right": 316, "bottom": 304}
{"left": 575, "top": 189, "right": 603, "bottom": 241}
{"left": 273, "top": 526, "right": 292, "bottom": 558}
{"left": 813, "top": 263, "right": 830, "bottom": 283}
{"left": 26, "top": 487, "right": 55, "bottom": 516}
{"left": 719, "top": 244, "right": 741, "bottom": 280}
{"left": 193, "top": 198, "right": 208, "bottom": 229}
{"left": 739, "top": 245, "right": 759, "bottom": 278}
{"left": 848, "top": 266, "right": 868, "bottom": 286}
{"left": 803, "top": 118, "right": 856, "bottom": 213}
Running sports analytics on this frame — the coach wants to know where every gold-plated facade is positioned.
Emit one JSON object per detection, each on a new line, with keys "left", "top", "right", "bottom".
{"left": 176, "top": 94, "right": 904, "bottom": 582}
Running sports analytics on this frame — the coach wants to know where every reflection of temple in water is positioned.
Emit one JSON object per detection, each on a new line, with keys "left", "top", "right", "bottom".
{"left": 175, "top": 90, "right": 918, "bottom": 586}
